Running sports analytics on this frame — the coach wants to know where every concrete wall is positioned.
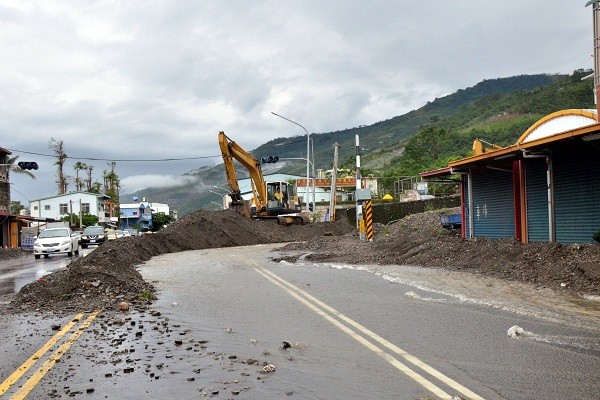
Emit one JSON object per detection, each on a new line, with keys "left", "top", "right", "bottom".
{"left": 342, "top": 195, "right": 460, "bottom": 226}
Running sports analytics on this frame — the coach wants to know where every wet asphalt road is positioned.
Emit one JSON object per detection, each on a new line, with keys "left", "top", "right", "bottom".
{"left": 0, "top": 243, "right": 599, "bottom": 399}
{"left": 0, "top": 246, "right": 94, "bottom": 304}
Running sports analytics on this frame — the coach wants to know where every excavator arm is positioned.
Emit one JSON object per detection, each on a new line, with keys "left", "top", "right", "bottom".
{"left": 218, "top": 131, "right": 268, "bottom": 215}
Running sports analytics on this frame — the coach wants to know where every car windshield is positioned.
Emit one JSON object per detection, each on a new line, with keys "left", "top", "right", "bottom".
{"left": 38, "top": 229, "right": 69, "bottom": 238}
{"left": 83, "top": 227, "right": 104, "bottom": 235}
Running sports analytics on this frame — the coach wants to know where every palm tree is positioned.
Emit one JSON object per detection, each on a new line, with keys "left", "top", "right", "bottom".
{"left": 73, "top": 161, "right": 88, "bottom": 191}
{"left": 6, "top": 155, "right": 36, "bottom": 180}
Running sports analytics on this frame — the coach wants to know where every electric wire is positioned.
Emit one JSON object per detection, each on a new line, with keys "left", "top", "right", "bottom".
{"left": 7, "top": 148, "right": 221, "bottom": 162}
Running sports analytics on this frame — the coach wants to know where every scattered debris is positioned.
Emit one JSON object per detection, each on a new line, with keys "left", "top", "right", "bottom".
{"left": 280, "top": 341, "right": 292, "bottom": 350}
{"left": 260, "top": 364, "right": 276, "bottom": 373}
{"left": 507, "top": 325, "right": 529, "bottom": 339}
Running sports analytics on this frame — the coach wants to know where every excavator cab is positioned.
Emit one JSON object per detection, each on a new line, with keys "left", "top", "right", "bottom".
{"left": 266, "top": 181, "right": 297, "bottom": 212}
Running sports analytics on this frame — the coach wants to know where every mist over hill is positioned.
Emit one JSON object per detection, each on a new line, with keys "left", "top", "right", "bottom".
{"left": 122, "top": 71, "right": 593, "bottom": 216}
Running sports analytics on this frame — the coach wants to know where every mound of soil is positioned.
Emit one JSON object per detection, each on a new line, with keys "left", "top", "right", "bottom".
{"left": 10, "top": 210, "right": 353, "bottom": 313}
{"left": 8, "top": 207, "right": 599, "bottom": 314}
{"left": 281, "top": 208, "right": 600, "bottom": 295}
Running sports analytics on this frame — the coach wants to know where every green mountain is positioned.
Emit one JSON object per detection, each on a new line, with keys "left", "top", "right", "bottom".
{"left": 123, "top": 70, "right": 594, "bottom": 216}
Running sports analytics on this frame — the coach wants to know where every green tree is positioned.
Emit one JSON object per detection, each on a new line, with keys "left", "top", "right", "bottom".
{"left": 10, "top": 200, "right": 25, "bottom": 215}
{"left": 152, "top": 212, "right": 174, "bottom": 231}
{"left": 60, "top": 213, "right": 99, "bottom": 229}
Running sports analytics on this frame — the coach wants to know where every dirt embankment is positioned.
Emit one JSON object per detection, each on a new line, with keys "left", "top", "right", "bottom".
{"left": 5, "top": 208, "right": 599, "bottom": 314}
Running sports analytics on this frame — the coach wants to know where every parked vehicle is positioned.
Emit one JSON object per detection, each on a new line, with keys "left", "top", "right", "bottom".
{"left": 105, "top": 229, "right": 117, "bottom": 241}
{"left": 124, "top": 228, "right": 139, "bottom": 236}
{"left": 80, "top": 226, "right": 107, "bottom": 248}
{"left": 33, "top": 227, "right": 80, "bottom": 259}
{"left": 440, "top": 214, "right": 461, "bottom": 229}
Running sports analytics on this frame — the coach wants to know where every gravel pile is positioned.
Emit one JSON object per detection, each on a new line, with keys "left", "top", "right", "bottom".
{"left": 9, "top": 209, "right": 353, "bottom": 313}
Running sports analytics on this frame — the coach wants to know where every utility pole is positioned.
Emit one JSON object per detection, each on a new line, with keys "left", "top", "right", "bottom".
{"left": 355, "top": 134, "right": 362, "bottom": 228}
{"left": 328, "top": 143, "right": 339, "bottom": 221}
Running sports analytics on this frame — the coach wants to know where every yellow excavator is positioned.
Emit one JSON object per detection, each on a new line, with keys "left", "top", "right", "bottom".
{"left": 218, "top": 131, "right": 309, "bottom": 225}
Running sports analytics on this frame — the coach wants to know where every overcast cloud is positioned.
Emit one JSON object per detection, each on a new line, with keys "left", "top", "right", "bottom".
{"left": 1, "top": 1, "right": 592, "bottom": 204}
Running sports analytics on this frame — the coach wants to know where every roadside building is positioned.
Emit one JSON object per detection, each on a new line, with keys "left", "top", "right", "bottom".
{"left": 421, "top": 109, "right": 600, "bottom": 244}
{"left": 234, "top": 173, "right": 350, "bottom": 208}
{"left": 29, "top": 192, "right": 113, "bottom": 227}
{"left": 0, "top": 147, "right": 49, "bottom": 248}
{"left": 119, "top": 201, "right": 171, "bottom": 232}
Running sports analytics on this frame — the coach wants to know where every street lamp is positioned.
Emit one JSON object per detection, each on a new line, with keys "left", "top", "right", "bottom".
{"left": 213, "top": 185, "right": 229, "bottom": 192}
{"left": 209, "top": 190, "right": 227, "bottom": 209}
{"left": 271, "top": 112, "right": 311, "bottom": 213}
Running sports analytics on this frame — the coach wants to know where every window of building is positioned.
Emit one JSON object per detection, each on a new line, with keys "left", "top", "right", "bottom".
{"left": 44, "top": 205, "right": 51, "bottom": 211}
{"left": 82, "top": 203, "right": 90, "bottom": 214}
{"left": 59, "top": 203, "right": 68, "bottom": 214}
{"left": 133, "top": 211, "right": 138, "bottom": 216}
{"left": 33, "top": 205, "right": 38, "bottom": 211}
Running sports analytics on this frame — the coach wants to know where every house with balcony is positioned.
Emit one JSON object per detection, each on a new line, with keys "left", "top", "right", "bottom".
{"left": 29, "top": 191, "right": 113, "bottom": 227}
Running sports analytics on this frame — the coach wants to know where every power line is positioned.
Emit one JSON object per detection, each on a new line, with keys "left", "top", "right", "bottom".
{"left": 7, "top": 148, "right": 222, "bottom": 162}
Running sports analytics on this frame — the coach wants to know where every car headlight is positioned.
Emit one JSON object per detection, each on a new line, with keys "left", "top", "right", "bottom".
{"left": 60, "top": 240, "right": 70, "bottom": 246}
{"left": 34, "top": 241, "right": 40, "bottom": 246}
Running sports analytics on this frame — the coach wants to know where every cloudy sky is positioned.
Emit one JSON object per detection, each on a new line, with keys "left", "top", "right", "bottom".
{"left": 1, "top": 0, "right": 592, "bottom": 204}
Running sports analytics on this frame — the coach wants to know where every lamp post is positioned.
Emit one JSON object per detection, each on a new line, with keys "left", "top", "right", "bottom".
{"left": 209, "top": 190, "right": 226, "bottom": 209}
{"left": 271, "top": 112, "right": 311, "bottom": 213}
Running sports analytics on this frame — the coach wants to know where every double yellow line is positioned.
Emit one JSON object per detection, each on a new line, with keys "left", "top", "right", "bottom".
{"left": 0, "top": 311, "right": 99, "bottom": 399}
{"left": 255, "top": 267, "right": 484, "bottom": 400}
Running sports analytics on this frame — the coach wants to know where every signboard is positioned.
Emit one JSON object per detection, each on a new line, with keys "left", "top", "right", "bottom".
{"left": 296, "top": 177, "right": 357, "bottom": 188}
{"left": 20, "top": 227, "right": 37, "bottom": 251}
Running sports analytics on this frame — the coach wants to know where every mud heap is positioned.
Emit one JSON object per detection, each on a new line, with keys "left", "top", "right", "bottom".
{"left": 9, "top": 207, "right": 600, "bottom": 313}
{"left": 11, "top": 209, "right": 353, "bottom": 313}
{"left": 282, "top": 208, "right": 600, "bottom": 295}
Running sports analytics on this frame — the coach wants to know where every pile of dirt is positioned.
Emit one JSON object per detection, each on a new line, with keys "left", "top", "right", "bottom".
{"left": 281, "top": 208, "right": 600, "bottom": 295}
{"left": 10, "top": 209, "right": 353, "bottom": 313}
{"left": 8, "top": 207, "right": 599, "bottom": 314}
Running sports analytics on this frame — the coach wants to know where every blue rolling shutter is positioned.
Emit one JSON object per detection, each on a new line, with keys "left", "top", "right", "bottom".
{"left": 554, "top": 146, "right": 600, "bottom": 244}
{"left": 525, "top": 159, "right": 549, "bottom": 242}
{"left": 472, "top": 169, "right": 515, "bottom": 238}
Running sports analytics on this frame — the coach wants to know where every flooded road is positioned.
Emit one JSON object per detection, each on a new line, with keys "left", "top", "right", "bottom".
{"left": 1, "top": 243, "right": 598, "bottom": 399}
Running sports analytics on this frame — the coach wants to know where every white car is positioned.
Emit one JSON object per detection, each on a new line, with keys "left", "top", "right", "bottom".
{"left": 33, "top": 227, "right": 80, "bottom": 259}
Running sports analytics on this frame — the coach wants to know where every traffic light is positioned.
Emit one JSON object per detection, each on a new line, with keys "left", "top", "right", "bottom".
{"left": 260, "top": 156, "right": 279, "bottom": 164}
{"left": 18, "top": 161, "right": 39, "bottom": 170}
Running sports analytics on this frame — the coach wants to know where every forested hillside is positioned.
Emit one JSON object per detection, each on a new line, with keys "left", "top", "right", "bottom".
{"left": 386, "top": 69, "right": 594, "bottom": 177}
{"left": 123, "top": 70, "right": 594, "bottom": 215}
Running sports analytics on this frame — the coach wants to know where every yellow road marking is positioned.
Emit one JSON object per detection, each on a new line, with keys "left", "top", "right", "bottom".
{"left": 256, "top": 267, "right": 484, "bottom": 400}
{"left": 9, "top": 311, "right": 100, "bottom": 400}
{"left": 0, "top": 312, "right": 85, "bottom": 396}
